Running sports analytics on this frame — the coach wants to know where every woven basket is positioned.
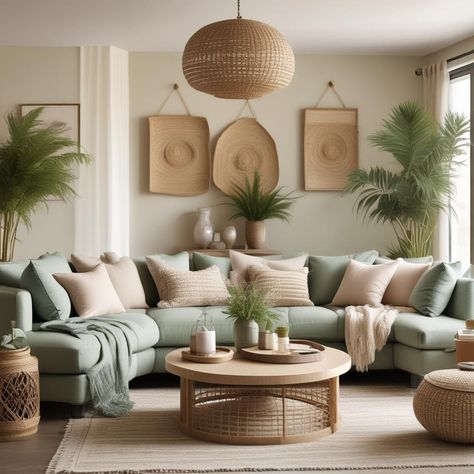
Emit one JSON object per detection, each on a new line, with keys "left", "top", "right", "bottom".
{"left": 413, "top": 369, "right": 474, "bottom": 443}
{"left": 0, "top": 347, "right": 40, "bottom": 441}
{"left": 182, "top": 18, "right": 295, "bottom": 99}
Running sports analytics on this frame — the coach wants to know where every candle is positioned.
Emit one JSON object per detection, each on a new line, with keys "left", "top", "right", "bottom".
{"left": 195, "top": 328, "right": 216, "bottom": 356}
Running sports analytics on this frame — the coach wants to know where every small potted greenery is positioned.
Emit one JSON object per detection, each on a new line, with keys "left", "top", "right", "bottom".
{"left": 225, "top": 171, "right": 299, "bottom": 249}
{"left": 225, "top": 282, "right": 277, "bottom": 352}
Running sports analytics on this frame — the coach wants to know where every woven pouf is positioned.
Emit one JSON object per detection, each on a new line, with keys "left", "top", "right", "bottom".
{"left": 0, "top": 347, "right": 40, "bottom": 441}
{"left": 413, "top": 369, "right": 474, "bottom": 443}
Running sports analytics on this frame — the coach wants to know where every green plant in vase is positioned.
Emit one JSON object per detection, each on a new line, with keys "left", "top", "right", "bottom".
{"left": 0, "top": 107, "right": 91, "bottom": 261}
{"left": 225, "top": 281, "right": 277, "bottom": 352}
{"left": 225, "top": 170, "right": 299, "bottom": 249}
{"left": 345, "top": 101, "right": 469, "bottom": 258}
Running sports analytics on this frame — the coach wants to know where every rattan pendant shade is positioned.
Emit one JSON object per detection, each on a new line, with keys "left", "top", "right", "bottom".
{"left": 182, "top": 18, "right": 295, "bottom": 99}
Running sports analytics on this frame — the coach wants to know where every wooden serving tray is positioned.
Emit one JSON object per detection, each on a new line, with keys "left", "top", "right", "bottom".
{"left": 240, "top": 339, "right": 325, "bottom": 364}
{"left": 181, "top": 346, "right": 234, "bottom": 363}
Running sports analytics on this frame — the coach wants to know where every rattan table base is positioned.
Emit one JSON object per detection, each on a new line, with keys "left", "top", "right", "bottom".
{"left": 179, "top": 377, "right": 339, "bottom": 444}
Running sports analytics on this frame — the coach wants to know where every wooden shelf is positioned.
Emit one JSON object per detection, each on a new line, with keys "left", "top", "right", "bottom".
{"left": 187, "top": 248, "right": 281, "bottom": 257}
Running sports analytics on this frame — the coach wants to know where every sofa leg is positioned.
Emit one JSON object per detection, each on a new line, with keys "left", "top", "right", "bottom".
{"left": 70, "top": 404, "right": 86, "bottom": 418}
{"left": 410, "top": 373, "right": 423, "bottom": 388}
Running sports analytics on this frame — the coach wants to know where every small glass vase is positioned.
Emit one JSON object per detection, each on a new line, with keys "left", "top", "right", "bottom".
{"left": 190, "top": 311, "right": 216, "bottom": 356}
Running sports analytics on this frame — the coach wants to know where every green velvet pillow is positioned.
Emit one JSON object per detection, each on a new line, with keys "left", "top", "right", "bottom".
{"left": 409, "top": 261, "right": 462, "bottom": 317}
{"left": 0, "top": 260, "right": 29, "bottom": 287}
{"left": 193, "top": 252, "right": 231, "bottom": 278}
{"left": 308, "top": 250, "right": 378, "bottom": 305}
{"left": 134, "top": 251, "right": 190, "bottom": 307}
{"left": 21, "top": 261, "right": 71, "bottom": 321}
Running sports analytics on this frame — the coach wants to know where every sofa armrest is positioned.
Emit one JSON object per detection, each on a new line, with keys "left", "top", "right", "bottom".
{"left": 445, "top": 278, "right": 474, "bottom": 321}
{"left": 0, "top": 285, "right": 33, "bottom": 334}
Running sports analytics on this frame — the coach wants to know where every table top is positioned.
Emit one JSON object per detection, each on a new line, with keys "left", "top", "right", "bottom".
{"left": 165, "top": 346, "right": 351, "bottom": 385}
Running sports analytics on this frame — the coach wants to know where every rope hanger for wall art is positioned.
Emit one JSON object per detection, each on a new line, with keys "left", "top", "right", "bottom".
{"left": 235, "top": 99, "right": 258, "bottom": 120}
{"left": 314, "top": 81, "right": 347, "bottom": 108}
{"left": 156, "top": 83, "right": 192, "bottom": 115}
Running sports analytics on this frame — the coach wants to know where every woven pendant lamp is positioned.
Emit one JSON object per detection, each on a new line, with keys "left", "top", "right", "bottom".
{"left": 182, "top": 0, "right": 295, "bottom": 99}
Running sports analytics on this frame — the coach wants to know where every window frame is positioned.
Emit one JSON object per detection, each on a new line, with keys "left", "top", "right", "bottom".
{"left": 449, "top": 63, "right": 474, "bottom": 263}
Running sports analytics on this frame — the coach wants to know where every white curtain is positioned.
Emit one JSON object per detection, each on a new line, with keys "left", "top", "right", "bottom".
{"left": 75, "top": 46, "right": 130, "bottom": 256}
{"left": 422, "top": 61, "right": 450, "bottom": 261}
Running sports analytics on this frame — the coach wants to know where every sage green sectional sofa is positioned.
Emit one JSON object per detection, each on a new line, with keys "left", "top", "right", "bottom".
{"left": 0, "top": 251, "right": 472, "bottom": 415}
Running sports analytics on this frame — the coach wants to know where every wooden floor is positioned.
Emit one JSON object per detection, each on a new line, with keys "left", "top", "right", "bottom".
{"left": 1, "top": 371, "right": 473, "bottom": 474}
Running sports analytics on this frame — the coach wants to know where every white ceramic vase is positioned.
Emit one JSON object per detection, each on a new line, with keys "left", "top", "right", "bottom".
{"left": 222, "top": 225, "right": 237, "bottom": 249}
{"left": 193, "top": 208, "right": 213, "bottom": 249}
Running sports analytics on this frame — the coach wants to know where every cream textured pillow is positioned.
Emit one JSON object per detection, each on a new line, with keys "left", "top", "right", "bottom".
{"left": 382, "top": 259, "right": 431, "bottom": 306}
{"left": 53, "top": 264, "right": 125, "bottom": 317}
{"left": 229, "top": 250, "right": 307, "bottom": 281}
{"left": 332, "top": 260, "right": 399, "bottom": 306}
{"left": 152, "top": 264, "right": 229, "bottom": 308}
{"left": 248, "top": 266, "right": 313, "bottom": 307}
{"left": 71, "top": 253, "right": 148, "bottom": 309}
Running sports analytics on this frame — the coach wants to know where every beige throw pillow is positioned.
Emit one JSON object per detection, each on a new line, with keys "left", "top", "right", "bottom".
{"left": 71, "top": 253, "right": 148, "bottom": 309}
{"left": 146, "top": 258, "right": 229, "bottom": 308}
{"left": 332, "top": 260, "right": 399, "bottom": 306}
{"left": 248, "top": 266, "right": 313, "bottom": 307}
{"left": 54, "top": 264, "right": 125, "bottom": 317}
{"left": 382, "top": 259, "right": 431, "bottom": 306}
{"left": 229, "top": 250, "right": 307, "bottom": 281}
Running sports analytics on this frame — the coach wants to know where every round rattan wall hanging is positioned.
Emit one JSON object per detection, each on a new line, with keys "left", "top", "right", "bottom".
{"left": 213, "top": 117, "right": 279, "bottom": 195}
{"left": 182, "top": 1, "right": 295, "bottom": 99}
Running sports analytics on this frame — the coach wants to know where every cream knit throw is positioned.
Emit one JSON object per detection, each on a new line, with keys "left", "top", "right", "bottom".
{"left": 345, "top": 305, "right": 399, "bottom": 372}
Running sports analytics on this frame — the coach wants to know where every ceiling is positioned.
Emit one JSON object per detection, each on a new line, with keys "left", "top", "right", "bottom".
{"left": 0, "top": 0, "right": 473, "bottom": 55}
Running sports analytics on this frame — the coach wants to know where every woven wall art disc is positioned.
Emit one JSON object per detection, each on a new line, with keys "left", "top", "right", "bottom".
{"left": 149, "top": 116, "right": 210, "bottom": 195}
{"left": 304, "top": 108, "right": 358, "bottom": 191}
{"left": 213, "top": 117, "right": 279, "bottom": 195}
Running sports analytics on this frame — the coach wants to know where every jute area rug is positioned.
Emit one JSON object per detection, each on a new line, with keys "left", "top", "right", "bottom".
{"left": 47, "top": 385, "right": 474, "bottom": 474}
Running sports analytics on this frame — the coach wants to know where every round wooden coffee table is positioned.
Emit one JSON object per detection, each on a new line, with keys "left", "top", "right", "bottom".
{"left": 165, "top": 346, "right": 351, "bottom": 445}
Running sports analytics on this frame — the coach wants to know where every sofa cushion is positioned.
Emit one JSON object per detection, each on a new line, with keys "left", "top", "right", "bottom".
{"left": 21, "top": 261, "right": 71, "bottom": 321}
{"left": 71, "top": 254, "right": 148, "bottom": 309}
{"left": 0, "top": 260, "right": 29, "bottom": 287}
{"left": 27, "top": 312, "right": 159, "bottom": 374}
{"left": 54, "top": 264, "right": 126, "bottom": 317}
{"left": 147, "top": 306, "right": 288, "bottom": 347}
{"left": 288, "top": 306, "right": 343, "bottom": 341}
{"left": 332, "top": 260, "right": 398, "bottom": 306}
{"left": 409, "top": 261, "right": 462, "bottom": 317}
{"left": 393, "top": 312, "right": 465, "bottom": 350}
{"left": 308, "top": 250, "right": 378, "bottom": 305}
{"left": 193, "top": 252, "right": 231, "bottom": 278}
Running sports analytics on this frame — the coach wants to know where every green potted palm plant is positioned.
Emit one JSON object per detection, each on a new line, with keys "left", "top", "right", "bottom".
{"left": 225, "top": 281, "right": 277, "bottom": 352}
{"left": 225, "top": 171, "right": 299, "bottom": 249}
{"left": 345, "top": 101, "right": 469, "bottom": 258}
{"left": 0, "top": 107, "right": 91, "bottom": 261}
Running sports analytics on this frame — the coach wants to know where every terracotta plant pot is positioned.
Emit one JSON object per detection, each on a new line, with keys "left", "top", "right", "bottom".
{"left": 245, "top": 220, "right": 266, "bottom": 249}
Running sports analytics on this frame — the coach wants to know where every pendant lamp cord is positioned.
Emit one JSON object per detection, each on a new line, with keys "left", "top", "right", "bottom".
{"left": 237, "top": 0, "right": 242, "bottom": 19}
{"left": 157, "top": 83, "right": 191, "bottom": 116}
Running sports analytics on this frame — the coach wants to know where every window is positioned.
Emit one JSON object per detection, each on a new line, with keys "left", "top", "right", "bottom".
{"left": 449, "top": 63, "right": 473, "bottom": 264}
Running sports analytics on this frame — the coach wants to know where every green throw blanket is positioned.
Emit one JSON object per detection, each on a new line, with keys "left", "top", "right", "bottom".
{"left": 39, "top": 317, "right": 136, "bottom": 417}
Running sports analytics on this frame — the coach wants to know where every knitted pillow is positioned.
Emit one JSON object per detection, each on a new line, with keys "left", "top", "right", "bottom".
{"left": 146, "top": 259, "right": 229, "bottom": 308}
{"left": 248, "top": 266, "right": 313, "bottom": 307}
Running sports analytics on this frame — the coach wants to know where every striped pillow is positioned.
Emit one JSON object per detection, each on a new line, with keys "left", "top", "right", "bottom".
{"left": 147, "top": 261, "right": 229, "bottom": 308}
{"left": 248, "top": 266, "right": 313, "bottom": 307}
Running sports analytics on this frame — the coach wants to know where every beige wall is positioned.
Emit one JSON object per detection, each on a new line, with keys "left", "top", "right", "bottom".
{"left": 129, "top": 53, "right": 422, "bottom": 256}
{"left": 424, "top": 35, "right": 474, "bottom": 64}
{"left": 0, "top": 46, "right": 80, "bottom": 260}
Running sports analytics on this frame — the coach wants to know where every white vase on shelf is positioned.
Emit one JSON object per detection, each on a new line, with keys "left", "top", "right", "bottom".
{"left": 193, "top": 207, "right": 213, "bottom": 249}
{"left": 222, "top": 225, "right": 237, "bottom": 249}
